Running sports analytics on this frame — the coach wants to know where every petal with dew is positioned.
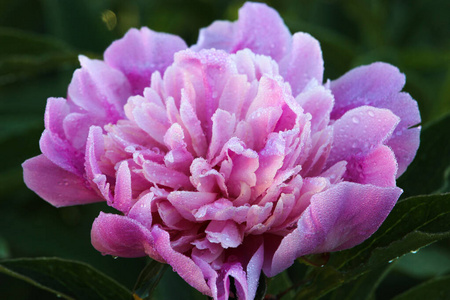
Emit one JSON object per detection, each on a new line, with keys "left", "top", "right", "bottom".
{"left": 104, "top": 27, "right": 187, "bottom": 94}
{"left": 266, "top": 182, "right": 401, "bottom": 276}
{"left": 23, "top": 155, "right": 101, "bottom": 207}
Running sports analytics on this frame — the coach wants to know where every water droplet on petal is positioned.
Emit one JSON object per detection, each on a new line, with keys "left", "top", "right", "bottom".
{"left": 352, "top": 116, "right": 360, "bottom": 124}
{"left": 368, "top": 110, "right": 375, "bottom": 117}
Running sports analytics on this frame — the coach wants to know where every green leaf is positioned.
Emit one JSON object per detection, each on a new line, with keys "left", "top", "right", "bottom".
{"left": 0, "top": 257, "right": 132, "bottom": 300}
{"left": 294, "top": 193, "right": 450, "bottom": 299}
{"left": 398, "top": 113, "right": 450, "bottom": 198}
{"left": 326, "top": 264, "right": 394, "bottom": 300}
{"left": 391, "top": 275, "right": 450, "bottom": 300}
{"left": 132, "top": 259, "right": 167, "bottom": 300}
{"left": 394, "top": 244, "right": 450, "bottom": 279}
{"left": 0, "top": 27, "right": 78, "bottom": 85}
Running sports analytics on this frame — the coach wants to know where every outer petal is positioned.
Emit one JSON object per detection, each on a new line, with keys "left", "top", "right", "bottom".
{"left": 279, "top": 32, "right": 324, "bottom": 96}
{"left": 327, "top": 106, "right": 400, "bottom": 168}
{"left": 91, "top": 212, "right": 156, "bottom": 258}
{"left": 330, "top": 63, "right": 420, "bottom": 176}
{"left": 22, "top": 155, "right": 101, "bottom": 207}
{"left": 266, "top": 182, "right": 402, "bottom": 276}
{"left": 193, "top": 2, "right": 291, "bottom": 61}
{"left": 104, "top": 27, "right": 187, "bottom": 94}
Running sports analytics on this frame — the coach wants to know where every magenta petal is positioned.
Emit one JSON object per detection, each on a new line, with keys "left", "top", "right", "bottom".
{"left": 280, "top": 32, "right": 324, "bottom": 96}
{"left": 330, "top": 63, "right": 420, "bottom": 176}
{"left": 22, "top": 155, "right": 100, "bottom": 207}
{"left": 384, "top": 92, "right": 421, "bottom": 176}
{"left": 327, "top": 106, "right": 400, "bottom": 168}
{"left": 193, "top": 2, "right": 291, "bottom": 61}
{"left": 104, "top": 27, "right": 187, "bottom": 94}
{"left": 151, "top": 226, "right": 212, "bottom": 296}
{"left": 267, "top": 182, "right": 401, "bottom": 276}
{"left": 330, "top": 62, "right": 405, "bottom": 119}
{"left": 91, "top": 212, "right": 152, "bottom": 258}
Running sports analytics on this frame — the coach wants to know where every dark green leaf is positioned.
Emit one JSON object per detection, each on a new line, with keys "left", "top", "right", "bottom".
{"left": 132, "top": 259, "right": 167, "bottom": 300}
{"left": 391, "top": 275, "right": 450, "bottom": 300}
{"left": 326, "top": 264, "right": 394, "bottom": 300}
{"left": 398, "top": 113, "right": 450, "bottom": 197}
{"left": 394, "top": 244, "right": 450, "bottom": 279}
{"left": 0, "top": 257, "right": 132, "bottom": 300}
{"left": 295, "top": 193, "right": 450, "bottom": 299}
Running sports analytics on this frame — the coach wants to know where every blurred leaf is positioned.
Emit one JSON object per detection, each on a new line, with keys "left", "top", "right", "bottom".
{"left": 151, "top": 267, "right": 205, "bottom": 300}
{"left": 0, "top": 257, "right": 132, "bottom": 300}
{"left": 0, "top": 27, "right": 78, "bottom": 85}
{"left": 41, "top": 0, "right": 116, "bottom": 52}
{"left": 398, "top": 113, "right": 450, "bottom": 197}
{"left": 326, "top": 264, "right": 394, "bottom": 300}
{"left": 394, "top": 244, "right": 450, "bottom": 279}
{"left": 294, "top": 193, "right": 450, "bottom": 299}
{"left": 391, "top": 275, "right": 450, "bottom": 300}
{"left": 132, "top": 259, "right": 167, "bottom": 300}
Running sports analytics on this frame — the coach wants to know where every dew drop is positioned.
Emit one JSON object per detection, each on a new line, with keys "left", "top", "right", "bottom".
{"left": 410, "top": 249, "right": 419, "bottom": 254}
{"left": 112, "top": 256, "right": 118, "bottom": 260}
{"left": 368, "top": 110, "right": 375, "bottom": 117}
{"left": 352, "top": 116, "right": 360, "bottom": 124}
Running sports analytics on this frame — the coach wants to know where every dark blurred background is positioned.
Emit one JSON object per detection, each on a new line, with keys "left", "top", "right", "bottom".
{"left": 0, "top": 0, "right": 449, "bottom": 299}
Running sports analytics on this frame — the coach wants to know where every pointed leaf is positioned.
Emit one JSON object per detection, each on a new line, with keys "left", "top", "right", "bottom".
{"left": 391, "top": 275, "right": 450, "bottom": 300}
{"left": 132, "top": 259, "right": 167, "bottom": 300}
{"left": 0, "top": 257, "right": 132, "bottom": 300}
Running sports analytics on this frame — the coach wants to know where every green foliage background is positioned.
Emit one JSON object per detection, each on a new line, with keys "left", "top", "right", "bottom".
{"left": 0, "top": 0, "right": 449, "bottom": 299}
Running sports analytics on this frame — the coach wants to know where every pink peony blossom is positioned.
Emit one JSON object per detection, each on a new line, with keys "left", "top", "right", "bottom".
{"left": 23, "top": 2, "right": 420, "bottom": 299}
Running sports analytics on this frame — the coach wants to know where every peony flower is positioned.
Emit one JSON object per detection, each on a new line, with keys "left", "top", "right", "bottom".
{"left": 23, "top": 2, "right": 420, "bottom": 299}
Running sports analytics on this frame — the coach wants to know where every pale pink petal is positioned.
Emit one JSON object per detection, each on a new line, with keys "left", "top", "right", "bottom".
{"left": 104, "top": 27, "right": 187, "bottom": 94}
{"left": 206, "top": 220, "right": 243, "bottom": 249}
{"left": 44, "top": 97, "right": 69, "bottom": 138}
{"left": 142, "top": 161, "right": 192, "bottom": 190}
{"left": 68, "top": 56, "right": 131, "bottom": 122}
{"left": 280, "top": 32, "right": 324, "bottom": 96}
{"left": 296, "top": 84, "right": 334, "bottom": 133}
{"left": 113, "top": 161, "right": 133, "bottom": 213}
{"left": 22, "top": 155, "right": 101, "bottom": 207}
{"left": 167, "top": 191, "right": 217, "bottom": 220}
{"left": 39, "top": 130, "right": 82, "bottom": 175}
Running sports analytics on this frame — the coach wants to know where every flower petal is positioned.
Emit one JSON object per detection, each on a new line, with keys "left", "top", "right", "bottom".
{"left": 266, "top": 182, "right": 401, "bottom": 276}
{"left": 91, "top": 212, "right": 157, "bottom": 258}
{"left": 280, "top": 32, "right": 324, "bottom": 96}
{"left": 193, "top": 2, "right": 291, "bottom": 61}
{"left": 104, "top": 27, "right": 187, "bottom": 94}
{"left": 22, "top": 155, "right": 101, "bottom": 207}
